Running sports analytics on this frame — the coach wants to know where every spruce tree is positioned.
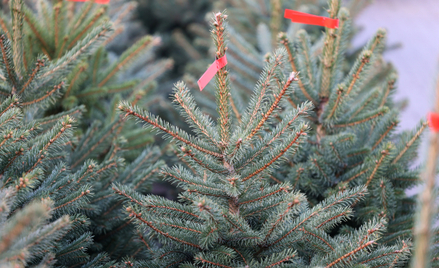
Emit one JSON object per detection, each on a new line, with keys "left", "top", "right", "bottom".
{"left": 0, "top": 0, "right": 173, "bottom": 156}
{"left": 182, "top": 0, "right": 371, "bottom": 123}
{"left": 0, "top": 0, "right": 167, "bottom": 265}
{"left": 116, "top": 12, "right": 412, "bottom": 267}
{"left": 272, "top": 1, "right": 426, "bottom": 249}
{"left": 194, "top": 0, "right": 425, "bottom": 251}
{"left": 0, "top": 3, "right": 115, "bottom": 264}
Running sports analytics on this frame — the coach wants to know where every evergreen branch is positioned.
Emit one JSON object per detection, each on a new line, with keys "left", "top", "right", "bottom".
{"left": 10, "top": 0, "right": 24, "bottom": 78}
{"left": 316, "top": 210, "right": 350, "bottom": 229}
{"left": 71, "top": 118, "right": 122, "bottom": 168}
{"left": 296, "top": 31, "right": 315, "bottom": 88}
{"left": 231, "top": 247, "right": 247, "bottom": 265}
{"left": 71, "top": 2, "right": 93, "bottom": 32}
{"left": 120, "top": 149, "right": 156, "bottom": 184}
{"left": 212, "top": 12, "right": 231, "bottom": 147}
{"left": 21, "top": 81, "right": 64, "bottom": 107}
{"left": 133, "top": 168, "right": 159, "bottom": 190}
{"left": 319, "top": 0, "right": 340, "bottom": 97}
{"left": 23, "top": 11, "right": 51, "bottom": 56}
{"left": 18, "top": 59, "right": 45, "bottom": 95}
{"left": 41, "top": 23, "right": 111, "bottom": 79}
{"left": 222, "top": 214, "right": 245, "bottom": 233}
{"left": 311, "top": 158, "right": 330, "bottom": 181}
{"left": 299, "top": 227, "right": 334, "bottom": 251}
{"left": 119, "top": 104, "right": 223, "bottom": 158}
{"left": 161, "top": 169, "right": 225, "bottom": 194}
{"left": 180, "top": 147, "right": 226, "bottom": 174}
{"left": 333, "top": 108, "right": 387, "bottom": 128}
{"left": 54, "top": 3, "right": 61, "bottom": 49}
{"left": 326, "top": 86, "right": 344, "bottom": 120}
{"left": 244, "top": 53, "right": 282, "bottom": 133}
{"left": 345, "top": 169, "right": 369, "bottom": 183}
{"left": 65, "top": 64, "right": 86, "bottom": 98}
{"left": 361, "top": 241, "right": 409, "bottom": 265}
{"left": 195, "top": 256, "right": 233, "bottom": 268}
{"left": 0, "top": 97, "right": 18, "bottom": 117}
{"left": 112, "top": 2, "right": 137, "bottom": 27}
{"left": 0, "top": 34, "right": 17, "bottom": 89}
{"left": 240, "top": 186, "right": 289, "bottom": 205}
{"left": 345, "top": 51, "right": 372, "bottom": 96}
{"left": 247, "top": 72, "right": 298, "bottom": 141}
{"left": 25, "top": 119, "right": 71, "bottom": 174}
{"left": 369, "top": 29, "right": 387, "bottom": 53}
{"left": 329, "top": 142, "right": 344, "bottom": 164}
{"left": 92, "top": 47, "right": 103, "bottom": 85}
{"left": 53, "top": 190, "right": 90, "bottom": 211}
{"left": 262, "top": 198, "right": 300, "bottom": 243}
{"left": 137, "top": 231, "right": 154, "bottom": 254}
{"left": 57, "top": 36, "right": 68, "bottom": 58}
{"left": 365, "top": 149, "right": 389, "bottom": 187}
{"left": 229, "top": 94, "right": 242, "bottom": 123}
{"left": 242, "top": 128, "right": 307, "bottom": 182}
{"left": 114, "top": 185, "right": 200, "bottom": 220}
{"left": 128, "top": 209, "right": 202, "bottom": 249}
{"left": 279, "top": 34, "right": 317, "bottom": 105}
{"left": 243, "top": 200, "right": 284, "bottom": 218}
{"left": 372, "top": 121, "right": 397, "bottom": 150}
{"left": 348, "top": 89, "right": 378, "bottom": 120}
{"left": 0, "top": 17, "right": 11, "bottom": 41}
{"left": 325, "top": 241, "right": 374, "bottom": 267}
{"left": 379, "top": 75, "right": 396, "bottom": 108}
{"left": 265, "top": 255, "right": 295, "bottom": 268}
{"left": 35, "top": 105, "right": 84, "bottom": 126}
{"left": 154, "top": 221, "right": 202, "bottom": 234}
{"left": 268, "top": 187, "right": 366, "bottom": 248}
{"left": 173, "top": 82, "right": 220, "bottom": 147}
{"left": 392, "top": 122, "right": 428, "bottom": 164}
{"left": 98, "top": 35, "right": 154, "bottom": 87}
{"left": 328, "top": 9, "right": 350, "bottom": 92}
{"left": 67, "top": 8, "right": 106, "bottom": 50}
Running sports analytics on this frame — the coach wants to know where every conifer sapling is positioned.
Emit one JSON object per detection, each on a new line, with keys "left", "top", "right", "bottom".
{"left": 116, "top": 12, "right": 411, "bottom": 267}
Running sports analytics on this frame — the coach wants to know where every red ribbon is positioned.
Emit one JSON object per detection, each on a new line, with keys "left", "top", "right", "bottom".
{"left": 428, "top": 112, "right": 439, "bottom": 133}
{"left": 284, "top": 9, "right": 339, "bottom": 29}
{"left": 67, "top": 0, "right": 110, "bottom": 4}
{"left": 197, "top": 55, "right": 227, "bottom": 91}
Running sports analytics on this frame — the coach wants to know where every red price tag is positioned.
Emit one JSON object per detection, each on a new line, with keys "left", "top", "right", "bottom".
{"left": 284, "top": 9, "right": 339, "bottom": 29}
{"left": 428, "top": 112, "right": 439, "bottom": 133}
{"left": 197, "top": 55, "right": 227, "bottom": 91}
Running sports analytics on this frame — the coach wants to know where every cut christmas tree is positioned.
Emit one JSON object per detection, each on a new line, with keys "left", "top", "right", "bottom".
{"left": 116, "top": 10, "right": 413, "bottom": 267}
{"left": 0, "top": 0, "right": 173, "bottom": 158}
{"left": 0, "top": 0, "right": 167, "bottom": 265}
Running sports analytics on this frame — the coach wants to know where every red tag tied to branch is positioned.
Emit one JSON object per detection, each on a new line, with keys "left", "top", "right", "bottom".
{"left": 284, "top": 9, "right": 339, "bottom": 29}
{"left": 197, "top": 55, "right": 227, "bottom": 91}
{"left": 67, "top": 0, "right": 110, "bottom": 4}
{"left": 428, "top": 112, "right": 439, "bottom": 133}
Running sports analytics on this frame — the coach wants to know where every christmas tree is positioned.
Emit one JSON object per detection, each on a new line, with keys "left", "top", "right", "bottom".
{"left": 0, "top": 0, "right": 173, "bottom": 157}
{"left": 180, "top": 0, "right": 373, "bottom": 124}
{"left": 0, "top": 3, "right": 115, "bottom": 264}
{"left": 0, "top": 0, "right": 167, "bottom": 265}
{"left": 272, "top": 0, "right": 425, "bottom": 247}
{"left": 116, "top": 11, "right": 413, "bottom": 267}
